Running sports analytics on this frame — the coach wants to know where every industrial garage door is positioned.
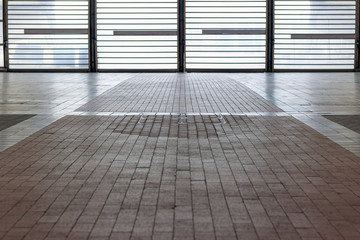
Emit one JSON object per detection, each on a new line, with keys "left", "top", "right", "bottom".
{"left": 96, "top": 0, "right": 178, "bottom": 70}
{"left": 274, "top": 0, "right": 357, "bottom": 70}
{"left": 185, "top": 0, "right": 267, "bottom": 70}
{"left": 8, "top": 0, "right": 89, "bottom": 69}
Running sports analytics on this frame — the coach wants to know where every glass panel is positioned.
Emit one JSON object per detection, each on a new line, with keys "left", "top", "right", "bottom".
{"left": 274, "top": 0, "right": 356, "bottom": 70}
{"left": 96, "top": 0, "right": 178, "bottom": 70}
{"left": 8, "top": 0, "right": 89, "bottom": 69}
{"left": 186, "top": 0, "right": 267, "bottom": 69}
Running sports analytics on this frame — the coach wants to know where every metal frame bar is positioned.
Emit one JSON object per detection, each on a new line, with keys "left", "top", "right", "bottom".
{"left": 178, "top": 0, "right": 185, "bottom": 72}
{"left": 355, "top": 0, "right": 360, "bottom": 71}
{"left": 89, "top": 0, "right": 97, "bottom": 72}
{"left": 266, "top": 0, "right": 274, "bottom": 72}
{"left": 3, "top": 0, "right": 8, "bottom": 71}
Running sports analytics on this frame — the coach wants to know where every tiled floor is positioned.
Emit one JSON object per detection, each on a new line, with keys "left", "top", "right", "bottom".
{"left": 0, "top": 72, "right": 359, "bottom": 240}
{"left": 227, "top": 73, "right": 360, "bottom": 157}
{"left": 0, "top": 115, "right": 35, "bottom": 131}
{"left": 77, "top": 73, "right": 281, "bottom": 113}
{"left": 0, "top": 72, "right": 137, "bottom": 151}
{"left": 323, "top": 115, "right": 360, "bottom": 134}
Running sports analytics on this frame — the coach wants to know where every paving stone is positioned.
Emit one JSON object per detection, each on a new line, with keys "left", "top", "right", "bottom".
{"left": 0, "top": 73, "right": 359, "bottom": 239}
{"left": 77, "top": 73, "right": 282, "bottom": 113}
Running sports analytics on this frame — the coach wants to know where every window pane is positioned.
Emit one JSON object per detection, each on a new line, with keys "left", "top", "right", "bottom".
{"left": 274, "top": 0, "right": 356, "bottom": 70}
{"left": 96, "top": 0, "right": 178, "bottom": 70}
{"left": 8, "top": 0, "right": 89, "bottom": 70}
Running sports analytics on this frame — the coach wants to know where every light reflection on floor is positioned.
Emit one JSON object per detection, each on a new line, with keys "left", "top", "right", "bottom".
{"left": 0, "top": 72, "right": 359, "bottom": 156}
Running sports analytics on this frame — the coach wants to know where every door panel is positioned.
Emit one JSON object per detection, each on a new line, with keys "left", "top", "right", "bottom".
{"left": 8, "top": 0, "right": 89, "bottom": 69}
{"left": 274, "top": 0, "right": 356, "bottom": 70}
{"left": 96, "top": 0, "right": 178, "bottom": 70}
{"left": 185, "top": 0, "right": 267, "bottom": 70}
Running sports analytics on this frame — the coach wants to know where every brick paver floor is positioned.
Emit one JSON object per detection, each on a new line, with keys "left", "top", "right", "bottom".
{"left": 77, "top": 73, "right": 282, "bottom": 113}
{"left": 1, "top": 73, "right": 360, "bottom": 240}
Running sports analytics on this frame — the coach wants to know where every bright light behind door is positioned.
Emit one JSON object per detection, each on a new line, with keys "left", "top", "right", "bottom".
{"left": 96, "top": 0, "right": 178, "bottom": 70}
{"left": 186, "top": 0, "right": 267, "bottom": 70}
{"left": 8, "top": 0, "right": 89, "bottom": 69}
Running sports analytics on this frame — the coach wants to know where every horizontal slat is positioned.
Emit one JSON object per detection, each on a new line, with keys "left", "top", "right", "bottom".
{"left": 274, "top": 65, "right": 354, "bottom": 69}
{"left": 97, "top": 47, "right": 176, "bottom": 52}
{"left": 291, "top": 34, "right": 355, "bottom": 39}
{"left": 187, "top": 2, "right": 265, "bottom": 7}
{"left": 8, "top": 11, "right": 88, "bottom": 15}
{"left": 186, "top": 64, "right": 265, "bottom": 69}
{"left": 98, "top": 58, "right": 177, "bottom": 64}
{"left": 98, "top": 64, "right": 177, "bottom": 70}
{"left": 275, "top": 55, "right": 354, "bottom": 59}
{"left": 113, "top": 30, "right": 177, "bottom": 35}
{"left": 275, "top": 49, "right": 354, "bottom": 54}
{"left": 24, "top": 28, "right": 88, "bottom": 34}
{"left": 9, "top": 2, "right": 87, "bottom": 6}
{"left": 10, "top": 59, "right": 89, "bottom": 64}
{"left": 10, "top": 55, "right": 88, "bottom": 59}
{"left": 187, "top": 46, "right": 266, "bottom": 51}
{"left": 202, "top": 29, "right": 266, "bottom": 34}
{"left": 187, "top": 52, "right": 266, "bottom": 57}
{"left": 187, "top": 58, "right": 265, "bottom": 63}
{"left": 9, "top": 45, "right": 88, "bottom": 49}
{"left": 10, "top": 65, "right": 89, "bottom": 69}
{"left": 98, "top": 53, "right": 177, "bottom": 57}
{"left": 10, "top": 49, "right": 89, "bottom": 54}
{"left": 275, "top": 39, "right": 355, "bottom": 43}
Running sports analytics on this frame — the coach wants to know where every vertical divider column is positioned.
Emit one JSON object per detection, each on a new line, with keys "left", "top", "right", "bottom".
{"left": 178, "top": 0, "right": 185, "bottom": 72}
{"left": 89, "top": 0, "right": 97, "bottom": 72}
{"left": 266, "top": 0, "right": 274, "bottom": 72}
{"left": 355, "top": 0, "right": 360, "bottom": 71}
{"left": 4, "top": 0, "right": 8, "bottom": 70}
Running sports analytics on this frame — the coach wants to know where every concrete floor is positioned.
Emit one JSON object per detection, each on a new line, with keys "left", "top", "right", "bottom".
{"left": 0, "top": 72, "right": 359, "bottom": 239}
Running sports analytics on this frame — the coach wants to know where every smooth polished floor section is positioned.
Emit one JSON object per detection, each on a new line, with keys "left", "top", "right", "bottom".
{"left": 227, "top": 73, "right": 360, "bottom": 156}
{"left": 0, "top": 72, "right": 359, "bottom": 240}
{"left": 0, "top": 73, "right": 138, "bottom": 151}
